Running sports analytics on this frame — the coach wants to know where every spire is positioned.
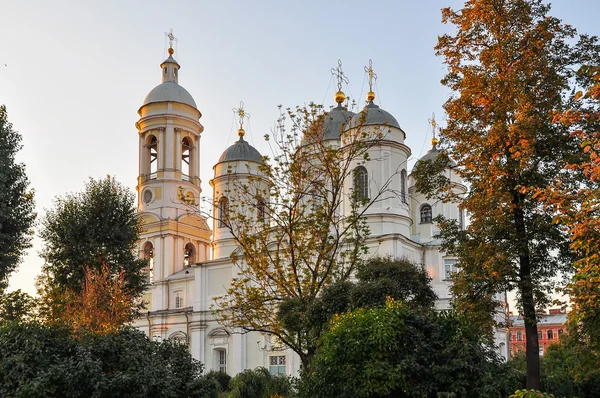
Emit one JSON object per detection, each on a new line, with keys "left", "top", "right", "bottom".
{"left": 233, "top": 101, "right": 250, "bottom": 139}
{"left": 331, "top": 59, "right": 349, "bottom": 105}
{"left": 161, "top": 29, "right": 180, "bottom": 84}
{"left": 365, "top": 59, "right": 377, "bottom": 102}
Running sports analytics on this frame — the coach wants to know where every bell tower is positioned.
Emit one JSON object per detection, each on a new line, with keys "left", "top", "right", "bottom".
{"left": 135, "top": 31, "right": 211, "bottom": 315}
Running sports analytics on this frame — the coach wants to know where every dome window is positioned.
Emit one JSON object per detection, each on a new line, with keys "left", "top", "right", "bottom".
{"left": 163, "top": 67, "right": 167, "bottom": 75}
{"left": 218, "top": 197, "right": 229, "bottom": 228}
{"left": 353, "top": 166, "right": 369, "bottom": 202}
{"left": 420, "top": 204, "right": 432, "bottom": 224}
{"left": 257, "top": 197, "right": 266, "bottom": 222}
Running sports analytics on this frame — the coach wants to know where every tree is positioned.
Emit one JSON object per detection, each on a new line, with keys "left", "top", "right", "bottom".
{"left": 60, "top": 264, "right": 138, "bottom": 334}
{"left": 0, "top": 323, "right": 219, "bottom": 398}
{"left": 38, "top": 176, "right": 146, "bottom": 313}
{"left": 277, "top": 256, "right": 437, "bottom": 360}
{"left": 0, "top": 289, "right": 36, "bottom": 323}
{"left": 214, "top": 103, "right": 398, "bottom": 368}
{"left": 415, "top": 0, "right": 599, "bottom": 389}
{"left": 0, "top": 104, "right": 35, "bottom": 293}
{"left": 298, "top": 299, "right": 505, "bottom": 398}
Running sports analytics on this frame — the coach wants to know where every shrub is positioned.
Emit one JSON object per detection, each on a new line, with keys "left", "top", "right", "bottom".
{"left": 228, "top": 367, "right": 294, "bottom": 398}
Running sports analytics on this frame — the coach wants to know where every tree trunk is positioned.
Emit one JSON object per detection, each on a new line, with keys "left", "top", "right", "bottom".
{"left": 513, "top": 192, "right": 541, "bottom": 390}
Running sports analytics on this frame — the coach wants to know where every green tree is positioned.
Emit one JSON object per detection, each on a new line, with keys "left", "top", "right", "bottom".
{"left": 214, "top": 102, "right": 395, "bottom": 368}
{"left": 415, "top": 0, "right": 599, "bottom": 389}
{"left": 277, "top": 256, "right": 437, "bottom": 361}
{"left": 38, "top": 176, "right": 146, "bottom": 316}
{"left": 228, "top": 367, "right": 295, "bottom": 398}
{"left": 0, "top": 104, "right": 35, "bottom": 292}
{"left": 299, "top": 299, "right": 504, "bottom": 398}
{"left": 0, "top": 323, "right": 219, "bottom": 398}
{"left": 0, "top": 289, "right": 36, "bottom": 323}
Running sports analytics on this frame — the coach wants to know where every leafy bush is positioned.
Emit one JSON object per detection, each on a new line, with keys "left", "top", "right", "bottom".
{"left": 228, "top": 367, "right": 294, "bottom": 398}
{"left": 299, "top": 299, "right": 506, "bottom": 398}
{"left": 205, "top": 370, "right": 232, "bottom": 392}
{"left": 510, "top": 390, "right": 555, "bottom": 398}
{"left": 0, "top": 323, "right": 219, "bottom": 398}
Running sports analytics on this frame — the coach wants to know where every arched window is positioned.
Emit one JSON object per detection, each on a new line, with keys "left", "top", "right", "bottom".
{"left": 257, "top": 197, "right": 266, "bottom": 222}
{"left": 458, "top": 208, "right": 464, "bottom": 230}
{"left": 218, "top": 196, "right": 229, "bottom": 228}
{"left": 183, "top": 243, "right": 195, "bottom": 267}
{"left": 400, "top": 169, "right": 407, "bottom": 203}
{"left": 169, "top": 331, "right": 188, "bottom": 345}
{"left": 353, "top": 166, "right": 369, "bottom": 202}
{"left": 420, "top": 204, "right": 432, "bottom": 224}
{"left": 147, "top": 135, "right": 158, "bottom": 176}
{"left": 143, "top": 242, "right": 154, "bottom": 282}
{"left": 181, "top": 137, "right": 192, "bottom": 179}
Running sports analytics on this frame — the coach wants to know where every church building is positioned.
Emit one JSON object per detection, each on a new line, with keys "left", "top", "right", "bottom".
{"left": 132, "top": 39, "right": 509, "bottom": 376}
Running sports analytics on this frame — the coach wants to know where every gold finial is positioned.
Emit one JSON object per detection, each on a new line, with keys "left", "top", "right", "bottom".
{"left": 429, "top": 113, "right": 439, "bottom": 147}
{"left": 331, "top": 59, "right": 349, "bottom": 104}
{"left": 233, "top": 101, "right": 250, "bottom": 137}
{"left": 165, "top": 28, "right": 178, "bottom": 55}
{"left": 365, "top": 59, "right": 377, "bottom": 102}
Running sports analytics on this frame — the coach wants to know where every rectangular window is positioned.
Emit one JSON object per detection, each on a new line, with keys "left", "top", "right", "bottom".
{"left": 558, "top": 329, "right": 563, "bottom": 337}
{"left": 217, "top": 349, "right": 226, "bottom": 372}
{"left": 269, "top": 355, "right": 286, "bottom": 376}
{"left": 547, "top": 330, "right": 554, "bottom": 340}
{"left": 538, "top": 331, "right": 542, "bottom": 341}
{"left": 174, "top": 291, "right": 184, "bottom": 309}
{"left": 517, "top": 331, "right": 523, "bottom": 341}
{"left": 444, "top": 259, "right": 458, "bottom": 280}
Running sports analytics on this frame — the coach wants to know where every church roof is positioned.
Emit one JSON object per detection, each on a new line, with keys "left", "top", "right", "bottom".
{"left": 348, "top": 100, "right": 401, "bottom": 129}
{"left": 218, "top": 136, "right": 263, "bottom": 163}
{"left": 416, "top": 144, "right": 457, "bottom": 167}
{"left": 143, "top": 81, "right": 197, "bottom": 108}
{"left": 322, "top": 104, "right": 355, "bottom": 141}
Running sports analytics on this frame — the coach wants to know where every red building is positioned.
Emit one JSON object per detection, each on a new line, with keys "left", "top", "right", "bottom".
{"left": 508, "top": 309, "right": 567, "bottom": 357}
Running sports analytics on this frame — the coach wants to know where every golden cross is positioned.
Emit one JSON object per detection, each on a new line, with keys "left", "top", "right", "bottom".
{"left": 233, "top": 101, "right": 250, "bottom": 129}
{"left": 165, "top": 28, "right": 177, "bottom": 50}
{"left": 364, "top": 59, "right": 377, "bottom": 92}
{"left": 330, "top": 59, "right": 349, "bottom": 92}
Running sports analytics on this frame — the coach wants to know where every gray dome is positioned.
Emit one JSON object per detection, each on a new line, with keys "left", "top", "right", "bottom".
{"left": 323, "top": 105, "right": 355, "bottom": 141}
{"left": 143, "top": 81, "right": 197, "bottom": 108}
{"left": 348, "top": 101, "right": 401, "bottom": 129}
{"left": 218, "top": 137, "right": 263, "bottom": 163}
{"left": 416, "top": 144, "right": 457, "bottom": 167}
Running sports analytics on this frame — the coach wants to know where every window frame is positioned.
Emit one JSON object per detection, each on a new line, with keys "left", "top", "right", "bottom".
{"left": 218, "top": 196, "right": 229, "bottom": 228}
{"left": 443, "top": 258, "right": 458, "bottom": 281}
{"left": 420, "top": 203, "right": 432, "bottom": 224}
{"left": 353, "top": 166, "right": 369, "bottom": 202}
{"left": 269, "top": 355, "right": 286, "bottom": 376}
{"left": 174, "top": 290, "right": 184, "bottom": 309}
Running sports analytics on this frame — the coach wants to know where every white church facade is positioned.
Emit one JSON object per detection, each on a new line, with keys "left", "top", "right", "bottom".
{"left": 131, "top": 43, "right": 509, "bottom": 376}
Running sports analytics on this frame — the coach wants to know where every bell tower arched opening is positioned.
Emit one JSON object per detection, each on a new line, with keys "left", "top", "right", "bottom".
{"left": 143, "top": 241, "right": 154, "bottom": 282}
{"left": 144, "top": 135, "right": 158, "bottom": 177}
{"left": 182, "top": 137, "right": 193, "bottom": 179}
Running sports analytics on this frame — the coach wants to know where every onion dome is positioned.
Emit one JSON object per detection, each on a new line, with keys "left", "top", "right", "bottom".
{"left": 217, "top": 128, "right": 263, "bottom": 164}
{"left": 416, "top": 138, "right": 456, "bottom": 167}
{"left": 347, "top": 100, "right": 401, "bottom": 130}
{"left": 322, "top": 102, "right": 355, "bottom": 141}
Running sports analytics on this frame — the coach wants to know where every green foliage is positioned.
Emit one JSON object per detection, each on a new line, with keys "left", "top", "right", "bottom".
{"left": 0, "top": 289, "right": 36, "bottom": 323}
{"left": 299, "top": 300, "right": 505, "bottom": 398}
{"left": 0, "top": 104, "right": 35, "bottom": 292}
{"left": 351, "top": 256, "right": 437, "bottom": 311}
{"left": 228, "top": 367, "right": 295, "bottom": 398}
{"left": 0, "top": 323, "right": 219, "bottom": 398}
{"left": 39, "top": 176, "right": 146, "bottom": 306}
{"left": 205, "top": 370, "right": 232, "bottom": 393}
{"left": 277, "top": 257, "right": 437, "bottom": 366}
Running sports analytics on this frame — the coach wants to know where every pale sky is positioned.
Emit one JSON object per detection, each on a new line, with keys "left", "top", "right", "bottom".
{"left": 2, "top": 0, "right": 599, "bottom": 295}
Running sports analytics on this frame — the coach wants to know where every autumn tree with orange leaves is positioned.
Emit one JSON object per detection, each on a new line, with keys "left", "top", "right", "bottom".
{"left": 413, "top": 0, "right": 599, "bottom": 390}
{"left": 543, "top": 64, "right": 600, "bottom": 355}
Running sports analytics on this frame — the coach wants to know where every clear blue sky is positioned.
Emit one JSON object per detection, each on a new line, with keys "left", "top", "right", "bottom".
{"left": 2, "top": 0, "right": 598, "bottom": 295}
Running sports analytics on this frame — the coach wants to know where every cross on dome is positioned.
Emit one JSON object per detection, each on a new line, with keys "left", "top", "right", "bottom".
{"left": 429, "top": 113, "right": 439, "bottom": 147}
{"left": 165, "top": 28, "right": 178, "bottom": 55}
{"left": 330, "top": 59, "right": 349, "bottom": 104}
{"left": 365, "top": 59, "right": 377, "bottom": 101}
{"left": 233, "top": 101, "right": 250, "bottom": 137}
